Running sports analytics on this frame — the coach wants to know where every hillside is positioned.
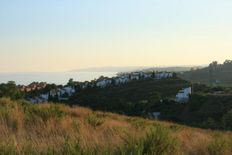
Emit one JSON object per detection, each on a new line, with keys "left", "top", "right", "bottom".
{"left": 1, "top": 98, "right": 232, "bottom": 155}
{"left": 69, "top": 78, "right": 189, "bottom": 115}
{"left": 142, "top": 66, "right": 203, "bottom": 73}
{"left": 179, "top": 60, "right": 232, "bottom": 86}
{"left": 162, "top": 92, "right": 232, "bottom": 129}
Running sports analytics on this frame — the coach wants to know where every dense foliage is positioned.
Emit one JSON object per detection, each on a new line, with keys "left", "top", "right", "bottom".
{"left": 158, "top": 93, "right": 232, "bottom": 130}
{"left": 69, "top": 78, "right": 189, "bottom": 115}
{"left": 0, "top": 81, "right": 24, "bottom": 99}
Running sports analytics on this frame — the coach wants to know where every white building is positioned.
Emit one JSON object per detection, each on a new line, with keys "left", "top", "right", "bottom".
{"left": 57, "top": 88, "right": 66, "bottom": 96}
{"left": 49, "top": 89, "right": 57, "bottom": 98}
{"left": 176, "top": 87, "right": 192, "bottom": 103}
{"left": 130, "top": 73, "right": 140, "bottom": 80}
{"left": 57, "top": 86, "right": 76, "bottom": 100}
{"left": 96, "top": 79, "right": 112, "bottom": 88}
{"left": 40, "top": 93, "right": 49, "bottom": 101}
{"left": 62, "top": 86, "right": 76, "bottom": 96}
{"left": 114, "top": 77, "right": 130, "bottom": 85}
{"left": 143, "top": 73, "right": 152, "bottom": 79}
{"left": 155, "top": 72, "right": 173, "bottom": 79}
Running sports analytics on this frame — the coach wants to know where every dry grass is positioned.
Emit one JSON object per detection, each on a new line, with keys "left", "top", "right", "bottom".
{"left": 0, "top": 98, "right": 232, "bottom": 155}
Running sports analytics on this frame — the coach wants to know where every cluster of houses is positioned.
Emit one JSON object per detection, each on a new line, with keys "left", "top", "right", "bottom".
{"left": 24, "top": 71, "right": 174, "bottom": 104}
{"left": 28, "top": 86, "right": 76, "bottom": 104}
{"left": 18, "top": 82, "right": 47, "bottom": 92}
{"left": 20, "top": 71, "right": 193, "bottom": 122}
{"left": 81, "top": 72, "right": 174, "bottom": 89}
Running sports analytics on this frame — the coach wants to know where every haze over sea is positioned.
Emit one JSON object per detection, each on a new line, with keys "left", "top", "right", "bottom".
{"left": 0, "top": 72, "right": 117, "bottom": 85}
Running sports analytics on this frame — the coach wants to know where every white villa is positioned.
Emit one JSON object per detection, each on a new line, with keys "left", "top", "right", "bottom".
{"left": 29, "top": 86, "right": 76, "bottom": 104}
{"left": 40, "top": 94, "right": 49, "bottom": 101}
{"left": 155, "top": 72, "right": 173, "bottom": 79}
{"left": 57, "top": 86, "right": 76, "bottom": 101}
{"left": 62, "top": 87, "right": 76, "bottom": 96}
{"left": 114, "top": 77, "right": 130, "bottom": 85}
{"left": 143, "top": 73, "right": 153, "bottom": 78}
{"left": 130, "top": 72, "right": 140, "bottom": 80}
{"left": 176, "top": 87, "right": 192, "bottom": 103}
{"left": 96, "top": 79, "right": 112, "bottom": 88}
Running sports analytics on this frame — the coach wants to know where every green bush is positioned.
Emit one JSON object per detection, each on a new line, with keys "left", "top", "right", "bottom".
{"left": 25, "top": 104, "right": 67, "bottom": 123}
{"left": 61, "top": 139, "right": 84, "bottom": 155}
{"left": 0, "top": 143, "right": 17, "bottom": 155}
{"left": 86, "top": 113, "right": 104, "bottom": 128}
{"left": 131, "top": 119, "right": 146, "bottom": 129}
{"left": 118, "top": 126, "right": 178, "bottom": 155}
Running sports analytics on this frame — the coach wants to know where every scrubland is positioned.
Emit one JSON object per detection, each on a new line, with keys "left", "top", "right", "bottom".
{"left": 0, "top": 98, "right": 232, "bottom": 155}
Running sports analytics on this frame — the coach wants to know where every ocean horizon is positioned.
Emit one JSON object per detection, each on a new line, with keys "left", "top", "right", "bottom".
{"left": 0, "top": 72, "right": 117, "bottom": 85}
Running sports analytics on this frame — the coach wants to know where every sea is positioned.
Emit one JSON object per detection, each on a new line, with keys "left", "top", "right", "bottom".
{"left": 0, "top": 72, "right": 117, "bottom": 85}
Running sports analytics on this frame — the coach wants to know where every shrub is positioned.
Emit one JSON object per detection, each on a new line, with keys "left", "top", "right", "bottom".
{"left": 25, "top": 104, "right": 67, "bottom": 123}
{"left": 169, "top": 124, "right": 182, "bottom": 132}
{"left": 85, "top": 113, "right": 104, "bottom": 128}
{"left": 129, "top": 119, "right": 146, "bottom": 129}
{"left": 0, "top": 98, "right": 15, "bottom": 107}
{"left": 119, "top": 126, "right": 178, "bottom": 155}
{"left": 61, "top": 139, "right": 83, "bottom": 155}
{"left": 0, "top": 143, "right": 17, "bottom": 155}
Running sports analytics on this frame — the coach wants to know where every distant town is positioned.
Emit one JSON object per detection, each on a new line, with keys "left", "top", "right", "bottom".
{"left": 17, "top": 71, "right": 191, "bottom": 104}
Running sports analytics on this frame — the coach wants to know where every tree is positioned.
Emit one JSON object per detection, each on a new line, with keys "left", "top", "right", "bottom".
{"left": 209, "top": 61, "right": 218, "bottom": 68}
{"left": 0, "top": 81, "right": 23, "bottom": 99}
{"left": 224, "top": 60, "right": 232, "bottom": 65}
{"left": 172, "top": 72, "right": 177, "bottom": 78}
{"left": 67, "top": 78, "right": 75, "bottom": 87}
{"left": 152, "top": 71, "right": 155, "bottom": 78}
{"left": 208, "top": 61, "right": 218, "bottom": 84}
{"left": 148, "top": 92, "right": 162, "bottom": 108}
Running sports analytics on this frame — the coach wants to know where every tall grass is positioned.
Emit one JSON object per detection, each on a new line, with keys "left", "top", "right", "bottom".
{"left": 118, "top": 126, "right": 178, "bottom": 155}
{"left": 0, "top": 98, "right": 232, "bottom": 155}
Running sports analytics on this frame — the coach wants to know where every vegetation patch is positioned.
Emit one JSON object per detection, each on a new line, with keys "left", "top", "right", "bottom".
{"left": 85, "top": 113, "right": 105, "bottom": 128}
{"left": 1, "top": 98, "right": 232, "bottom": 154}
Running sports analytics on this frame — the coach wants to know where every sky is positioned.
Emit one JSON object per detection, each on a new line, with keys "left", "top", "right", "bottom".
{"left": 0, "top": 0, "right": 232, "bottom": 72}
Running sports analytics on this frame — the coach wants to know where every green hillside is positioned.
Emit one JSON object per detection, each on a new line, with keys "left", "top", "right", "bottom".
{"left": 68, "top": 77, "right": 232, "bottom": 130}
{"left": 165, "top": 93, "right": 232, "bottom": 129}
{"left": 179, "top": 60, "right": 232, "bottom": 86}
{"left": 69, "top": 78, "right": 189, "bottom": 115}
{"left": 1, "top": 98, "right": 232, "bottom": 155}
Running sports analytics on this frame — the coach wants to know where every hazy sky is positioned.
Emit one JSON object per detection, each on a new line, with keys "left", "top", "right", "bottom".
{"left": 0, "top": 0, "right": 232, "bottom": 72}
